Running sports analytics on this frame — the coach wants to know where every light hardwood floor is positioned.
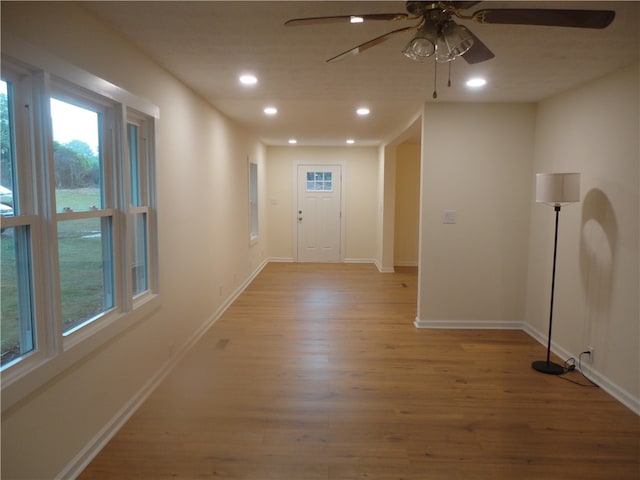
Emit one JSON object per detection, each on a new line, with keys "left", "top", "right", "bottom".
{"left": 80, "top": 262, "right": 640, "bottom": 479}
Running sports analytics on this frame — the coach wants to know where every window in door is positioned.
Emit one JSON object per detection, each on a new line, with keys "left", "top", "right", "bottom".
{"left": 306, "top": 171, "right": 333, "bottom": 192}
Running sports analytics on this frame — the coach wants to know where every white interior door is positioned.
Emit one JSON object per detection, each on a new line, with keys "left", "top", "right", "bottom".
{"left": 297, "top": 165, "right": 342, "bottom": 262}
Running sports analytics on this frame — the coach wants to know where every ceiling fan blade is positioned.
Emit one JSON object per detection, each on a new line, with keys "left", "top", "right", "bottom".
{"left": 285, "top": 13, "right": 409, "bottom": 27}
{"left": 461, "top": 29, "right": 495, "bottom": 64}
{"left": 471, "top": 9, "right": 615, "bottom": 29}
{"left": 326, "top": 25, "right": 416, "bottom": 63}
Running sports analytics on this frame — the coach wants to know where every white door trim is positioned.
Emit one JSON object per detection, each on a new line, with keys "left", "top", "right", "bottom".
{"left": 292, "top": 159, "right": 346, "bottom": 262}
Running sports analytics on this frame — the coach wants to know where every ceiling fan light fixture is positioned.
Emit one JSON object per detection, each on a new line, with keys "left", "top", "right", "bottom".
{"left": 402, "top": 23, "right": 437, "bottom": 61}
{"left": 435, "top": 22, "right": 474, "bottom": 63}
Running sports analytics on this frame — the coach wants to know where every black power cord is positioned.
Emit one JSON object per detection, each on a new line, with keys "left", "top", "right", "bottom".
{"left": 559, "top": 352, "right": 599, "bottom": 387}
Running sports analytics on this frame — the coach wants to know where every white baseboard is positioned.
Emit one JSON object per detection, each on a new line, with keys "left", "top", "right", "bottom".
{"left": 414, "top": 317, "right": 639, "bottom": 416}
{"left": 344, "top": 257, "right": 376, "bottom": 264}
{"left": 59, "top": 258, "right": 270, "bottom": 479}
{"left": 58, "top": 351, "right": 180, "bottom": 479}
{"left": 414, "top": 318, "right": 524, "bottom": 330}
{"left": 267, "top": 256, "right": 294, "bottom": 263}
{"left": 522, "top": 323, "right": 640, "bottom": 416}
{"left": 270, "top": 257, "right": 393, "bottom": 272}
{"left": 394, "top": 261, "right": 418, "bottom": 267}
{"left": 369, "top": 259, "right": 394, "bottom": 273}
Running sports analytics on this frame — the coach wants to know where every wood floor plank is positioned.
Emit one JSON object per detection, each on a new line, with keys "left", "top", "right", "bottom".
{"left": 79, "top": 263, "right": 640, "bottom": 479}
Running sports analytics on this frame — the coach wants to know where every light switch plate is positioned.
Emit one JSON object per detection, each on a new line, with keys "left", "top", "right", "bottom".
{"left": 443, "top": 210, "right": 457, "bottom": 224}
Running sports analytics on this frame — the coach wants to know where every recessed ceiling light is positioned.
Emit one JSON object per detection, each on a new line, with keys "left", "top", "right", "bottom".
{"left": 466, "top": 78, "right": 487, "bottom": 88}
{"left": 264, "top": 107, "right": 278, "bottom": 115}
{"left": 346, "top": 139, "right": 355, "bottom": 144}
{"left": 239, "top": 74, "right": 258, "bottom": 86}
{"left": 350, "top": 16, "right": 364, "bottom": 24}
{"left": 356, "top": 107, "right": 370, "bottom": 116}
{"left": 288, "top": 139, "right": 297, "bottom": 144}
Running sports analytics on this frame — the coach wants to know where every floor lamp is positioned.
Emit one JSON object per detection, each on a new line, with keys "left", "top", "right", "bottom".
{"left": 532, "top": 172, "right": 581, "bottom": 375}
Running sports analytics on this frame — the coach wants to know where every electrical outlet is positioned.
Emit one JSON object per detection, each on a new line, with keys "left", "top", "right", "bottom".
{"left": 585, "top": 346, "right": 594, "bottom": 363}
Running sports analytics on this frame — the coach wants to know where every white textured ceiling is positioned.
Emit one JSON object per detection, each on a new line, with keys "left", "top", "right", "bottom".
{"left": 83, "top": 1, "right": 639, "bottom": 146}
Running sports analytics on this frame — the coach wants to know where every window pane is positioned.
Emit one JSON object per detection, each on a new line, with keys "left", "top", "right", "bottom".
{"left": 305, "top": 171, "right": 334, "bottom": 192}
{"left": 132, "top": 212, "right": 148, "bottom": 296}
{"left": 128, "top": 123, "right": 141, "bottom": 206}
{"left": 59, "top": 217, "right": 114, "bottom": 333}
{"left": 50, "top": 98, "right": 102, "bottom": 212}
{"left": 1, "top": 226, "right": 35, "bottom": 367}
{"left": 1, "top": 80, "right": 17, "bottom": 212}
{"left": 249, "top": 163, "right": 258, "bottom": 239}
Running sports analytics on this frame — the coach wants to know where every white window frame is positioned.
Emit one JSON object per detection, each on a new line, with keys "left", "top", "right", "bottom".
{"left": 49, "top": 81, "right": 120, "bottom": 345}
{"left": 126, "top": 109, "right": 158, "bottom": 306}
{"left": 1, "top": 66, "right": 43, "bottom": 369}
{"left": 248, "top": 159, "right": 259, "bottom": 245}
{"left": 1, "top": 39, "right": 160, "bottom": 411}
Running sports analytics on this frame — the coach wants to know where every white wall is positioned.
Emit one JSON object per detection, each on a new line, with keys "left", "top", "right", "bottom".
{"left": 417, "top": 103, "right": 536, "bottom": 325}
{"left": 1, "top": 3, "right": 267, "bottom": 478}
{"left": 266, "top": 146, "right": 379, "bottom": 263}
{"left": 525, "top": 63, "right": 639, "bottom": 408}
{"left": 377, "top": 145, "right": 397, "bottom": 272}
{"left": 415, "top": 67, "right": 639, "bottom": 411}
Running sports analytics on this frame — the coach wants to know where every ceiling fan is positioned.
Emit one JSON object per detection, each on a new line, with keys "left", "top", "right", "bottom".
{"left": 285, "top": 1, "right": 616, "bottom": 65}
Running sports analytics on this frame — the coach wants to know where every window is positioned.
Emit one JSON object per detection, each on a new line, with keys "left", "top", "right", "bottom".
{"left": 249, "top": 161, "right": 258, "bottom": 243}
{"left": 306, "top": 171, "right": 333, "bottom": 192}
{"left": 50, "top": 96, "right": 115, "bottom": 334}
{"left": 127, "top": 116, "right": 154, "bottom": 297}
{"left": 1, "top": 76, "right": 36, "bottom": 368}
{"left": 1, "top": 53, "right": 158, "bottom": 401}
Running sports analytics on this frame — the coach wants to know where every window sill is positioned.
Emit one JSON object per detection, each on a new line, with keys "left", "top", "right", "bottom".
{"left": 1, "top": 294, "right": 161, "bottom": 412}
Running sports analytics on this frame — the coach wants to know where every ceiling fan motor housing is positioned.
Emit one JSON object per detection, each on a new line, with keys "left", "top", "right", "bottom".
{"left": 406, "top": 1, "right": 443, "bottom": 17}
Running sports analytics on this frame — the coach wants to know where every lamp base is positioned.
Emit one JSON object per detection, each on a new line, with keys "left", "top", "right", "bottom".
{"left": 532, "top": 360, "right": 565, "bottom": 375}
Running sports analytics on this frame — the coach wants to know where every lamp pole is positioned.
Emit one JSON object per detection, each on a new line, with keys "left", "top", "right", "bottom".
{"left": 532, "top": 204, "right": 565, "bottom": 375}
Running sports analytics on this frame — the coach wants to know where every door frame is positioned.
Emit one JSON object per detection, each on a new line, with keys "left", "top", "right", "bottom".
{"left": 292, "top": 159, "right": 346, "bottom": 262}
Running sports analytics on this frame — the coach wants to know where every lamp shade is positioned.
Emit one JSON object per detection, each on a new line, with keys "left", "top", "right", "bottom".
{"left": 536, "top": 172, "right": 581, "bottom": 206}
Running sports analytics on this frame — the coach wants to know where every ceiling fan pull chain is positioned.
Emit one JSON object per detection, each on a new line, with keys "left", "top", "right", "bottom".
{"left": 432, "top": 60, "right": 438, "bottom": 99}
{"left": 448, "top": 62, "right": 452, "bottom": 87}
